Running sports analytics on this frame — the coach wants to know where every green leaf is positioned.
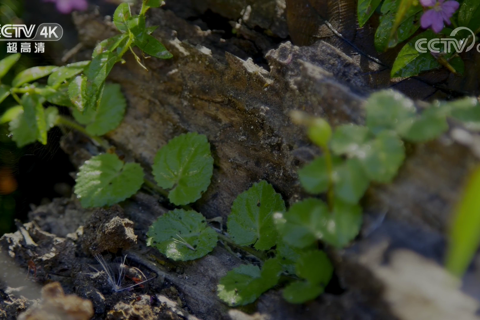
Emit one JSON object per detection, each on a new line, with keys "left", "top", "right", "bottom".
{"left": 46, "top": 83, "right": 74, "bottom": 108}
{"left": 276, "top": 242, "right": 315, "bottom": 274}
{"left": 134, "top": 34, "right": 173, "bottom": 59}
{"left": 334, "top": 158, "right": 370, "bottom": 204}
{"left": 47, "top": 61, "right": 90, "bottom": 87}
{"left": 217, "top": 259, "right": 281, "bottom": 307}
{"left": 0, "top": 84, "right": 10, "bottom": 104}
{"left": 92, "top": 34, "right": 129, "bottom": 58}
{"left": 374, "top": 9, "right": 421, "bottom": 52}
{"left": 227, "top": 180, "right": 286, "bottom": 250}
{"left": 85, "top": 52, "right": 119, "bottom": 90}
{"left": 307, "top": 118, "right": 332, "bottom": 148}
{"left": 72, "top": 83, "right": 127, "bottom": 136}
{"left": 0, "top": 53, "right": 20, "bottom": 79}
{"left": 68, "top": 75, "right": 88, "bottom": 112}
{"left": 298, "top": 157, "right": 330, "bottom": 194}
{"left": 152, "top": 132, "right": 214, "bottom": 205}
{"left": 390, "top": 0, "right": 421, "bottom": 43}
{"left": 391, "top": 30, "right": 442, "bottom": 78}
{"left": 397, "top": 107, "right": 449, "bottom": 142}
{"left": 446, "top": 166, "right": 480, "bottom": 277}
{"left": 458, "top": 0, "right": 480, "bottom": 32}
{"left": 12, "top": 66, "right": 57, "bottom": 88}
{"left": 9, "top": 93, "right": 47, "bottom": 147}
{"left": 324, "top": 199, "right": 362, "bottom": 248}
{"left": 0, "top": 105, "right": 22, "bottom": 124}
{"left": 144, "top": 0, "right": 162, "bottom": 8}
{"left": 283, "top": 281, "right": 324, "bottom": 304}
{"left": 444, "top": 97, "right": 480, "bottom": 127}
{"left": 147, "top": 209, "right": 218, "bottom": 261}
{"left": 295, "top": 250, "right": 333, "bottom": 286}
{"left": 365, "top": 90, "right": 416, "bottom": 134}
{"left": 278, "top": 198, "right": 362, "bottom": 249}
{"left": 358, "top": 131, "right": 405, "bottom": 183}
{"left": 74, "top": 153, "right": 144, "bottom": 208}
{"left": 45, "top": 107, "right": 59, "bottom": 130}
{"left": 357, "top": 0, "right": 382, "bottom": 27}
{"left": 278, "top": 198, "right": 328, "bottom": 248}
{"left": 113, "top": 3, "right": 131, "bottom": 33}
{"left": 330, "top": 124, "right": 371, "bottom": 156}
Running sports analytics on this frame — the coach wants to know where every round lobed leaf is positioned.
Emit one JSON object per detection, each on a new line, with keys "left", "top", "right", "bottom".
{"left": 279, "top": 198, "right": 329, "bottom": 248}
{"left": 330, "top": 124, "right": 371, "bottom": 156}
{"left": 74, "top": 153, "right": 144, "bottom": 208}
{"left": 147, "top": 209, "right": 218, "bottom": 261}
{"left": 357, "top": 131, "right": 405, "bottom": 183}
{"left": 279, "top": 198, "right": 362, "bottom": 249}
{"left": 333, "top": 158, "right": 370, "bottom": 204}
{"left": 295, "top": 250, "right": 333, "bottom": 286}
{"left": 153, "top": 132, "right": 214, "bottom": 205}
{"left": 227, "top": 180, "right": 286, "bottom": 250}
{"left": 282, "top": 281, "right": 324, "bottom": 304}
{"left": 217, "top": 259, "right": 281, "bottom": 307}
{"left": 365, "top": 90, "right": 416, "bottom": 135}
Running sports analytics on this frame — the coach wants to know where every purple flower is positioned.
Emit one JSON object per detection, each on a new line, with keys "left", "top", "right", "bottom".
{"left": 44, "top": 0, "right": 88, "bottom": 14}
{"left": 420, "top": 0, "right": 459, "bottom": 33}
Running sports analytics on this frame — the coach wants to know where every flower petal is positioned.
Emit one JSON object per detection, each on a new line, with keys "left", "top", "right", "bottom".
{"left": 421, "top": 10, "right": 436, "bottom": 28}
{"left": 431, "top": 12, "right": 445, "bottom": 33}
{"left": 441, "top": 1, "right": 460, "bottom": 16}
{"left": 420, "top": 0, "right": 436, "bottom": 7}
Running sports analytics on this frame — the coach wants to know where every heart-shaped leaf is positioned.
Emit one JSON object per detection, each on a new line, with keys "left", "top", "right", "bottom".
{"left": 74, "top": 153, "right": 144, "bottom": 208}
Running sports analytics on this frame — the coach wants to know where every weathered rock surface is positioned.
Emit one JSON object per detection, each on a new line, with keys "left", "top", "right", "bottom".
{"left": 3, "top": 1, "right": 478, "bottom": 319}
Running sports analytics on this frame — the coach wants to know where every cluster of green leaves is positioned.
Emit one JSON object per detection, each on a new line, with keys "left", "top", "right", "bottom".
{"left": 289, "top": 89, "right": 480, "bottom": 249}
{"left": 0, "top": 0, "right": 174, "bottom": 209}
{"left": 148, "top": 179, "right": 335, "bottom": 306}
{"left": 357, "top": 0, "right": 477, "bottom": 78}
{"left": 76, "top": 132, "right": 214, "bottom": 207}
{"left": 146, "top": 91, "right": 480, "bottom": 306}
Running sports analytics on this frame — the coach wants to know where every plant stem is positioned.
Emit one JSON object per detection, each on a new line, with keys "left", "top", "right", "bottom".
{"left": 323, "top": 147, "right": 335, "bottom": 211}
{"left": 143, "top": 177, "right": 169, "bottom": 198}
{"left": 56, "top": 115, "right": 111, "bottom": 149}
{"left": 216, "top": 233, "right": 268, "bottom": 262}
{"left": 10, "top": 92, "right": 22, "bottom": 105}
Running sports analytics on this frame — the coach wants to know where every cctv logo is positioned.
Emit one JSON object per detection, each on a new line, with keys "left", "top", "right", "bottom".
{"left": 0, "top": 23, "right": 63, "bottom": 41}
{"left": 0, "top": 25, "right": 35, "bottom": 38}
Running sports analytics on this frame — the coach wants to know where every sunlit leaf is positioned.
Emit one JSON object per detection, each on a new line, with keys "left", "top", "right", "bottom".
{"left": 47, "top": 61, "right": 90, "bottom": 87}
{"left": 9, "top": 93, "right": 47, "bottom": 147}
{"left": 330, "top": 124, "right": 371, "bottom": 156}
{"left": 446, "top": 166, "right": 480, "bottom": 277}
{"left": 365, "top": 90, "right": 416, "bottom": 135}
{"left": 0, "top": 105, "right": 22, "bottom": 124}
{"left": 74, "top": 153, "right": 144, "bottom": 208}
{"left": 391, "top": 30, "right": 443, "bottom": 78}
{"left": 227, "top": 181, "right": 286, "bottom": 250}
{"left": 217, "top": 258, "right": 281, "bottom": 306}
{"left": 12, "top": 66, "right": 57, "bottom": 88}
{"left": 0, "top": 84, "right": 10, "bottom": 104}
{"left": 152, "top": 132, "right": 214, "bottom": 205}
{"left": 113, "top": 3, "right": 131, "bottom": 33}
{"left": 72, "top": 83, "right": 127, "bottom": 136}
{"left": 134, "top": 33, "right": 173, "bottom": 59}
{"left": 147, "top": 209, "right": 218, "bottom": 261}
{"left": 357, "top": 131, "right": 405, "bottom": 183}
{"left": 0, "top": 53, "right": 20, "bottom": 79}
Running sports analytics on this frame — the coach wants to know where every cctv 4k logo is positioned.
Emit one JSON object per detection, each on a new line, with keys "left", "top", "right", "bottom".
{"left": 0, "top": 23, "right": 63, "bottom": 41}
